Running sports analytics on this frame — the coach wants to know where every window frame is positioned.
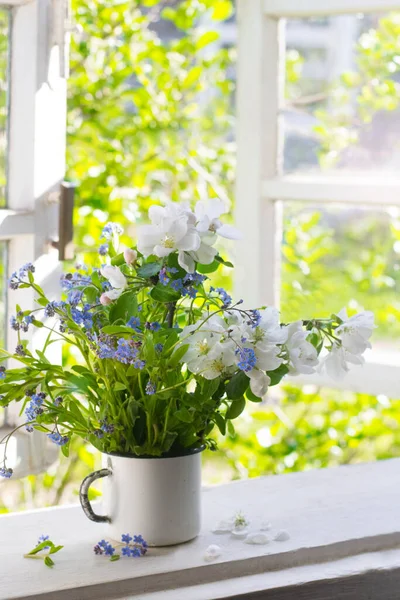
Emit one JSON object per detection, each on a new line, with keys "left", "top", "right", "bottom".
{"left": 0, "top": 0, "right": 68, "bottom": 476}
{"left": 235, "top": 0, "right": 400, "bottom": 397}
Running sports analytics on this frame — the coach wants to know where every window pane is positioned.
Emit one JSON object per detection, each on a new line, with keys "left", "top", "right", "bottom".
{"left": 281, "top": 202, "right": 400, "bottom": 355}
{"left": 0, "top": 9, "right": 8, "bottom": 207}
{"left": 284, "top": 13, "right": 400, "bottom": 177}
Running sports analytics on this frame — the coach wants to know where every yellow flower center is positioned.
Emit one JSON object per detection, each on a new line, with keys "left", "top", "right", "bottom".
{"left": 162, "top": 235, "right": 175, "bottom": 249}
{"left": 196, "top": 340, "right": 210, "bottom": 355}
{"left": 210, "top": 358, "right": 225, "bottom": 373}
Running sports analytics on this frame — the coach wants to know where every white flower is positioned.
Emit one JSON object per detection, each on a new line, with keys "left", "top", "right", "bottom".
{"left": 179, "top": 323, "right": 219, "bottom": 374}
{"left": 243, "top": 307, "right": 288, "bottom": 352}
{"left": 137, "top": 216, "right": 200, "bottom": 267}
{"left": 285, "top": 321, "right": 319, "bottom": 375}
{"left": 100, "top": 265, "right": 127, "bottom": 301}
{"left": 195, "top": 200, "right": 241, "bottom": 240}
{"left": 137, "top": 203, "right": 200, "bottom": 272}
{"left": 335, "top": 308, "right": 375, "bottom": 354}
{"left": 247, "top": 369, "right": 271, "bottom": 397}
{"left": 201, "top": 341, "right": 236, "bottom": 380}
{"left": 319, "top": 343, "right": 365, "bottom": 379}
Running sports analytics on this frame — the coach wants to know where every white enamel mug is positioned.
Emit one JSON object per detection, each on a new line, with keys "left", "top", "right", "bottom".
{"left": 79, "top": 448, "right": 203, "bottom": 546}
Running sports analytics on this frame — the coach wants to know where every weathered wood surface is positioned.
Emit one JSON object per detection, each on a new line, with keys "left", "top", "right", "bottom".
{"left": 1, "top": 459, "right": 400, "bottom": 600}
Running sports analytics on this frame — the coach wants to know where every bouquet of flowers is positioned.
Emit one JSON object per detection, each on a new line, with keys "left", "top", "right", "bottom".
{"left": 0, "top": 201, "right": 374, "bottom": 477}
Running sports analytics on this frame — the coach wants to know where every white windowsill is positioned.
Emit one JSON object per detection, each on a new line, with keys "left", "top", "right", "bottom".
{"left": 1, "top": 458, "right": 400, "bottom": 600}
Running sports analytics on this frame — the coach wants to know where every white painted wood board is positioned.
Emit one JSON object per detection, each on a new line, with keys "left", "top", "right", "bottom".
{"left": 1, "top": 459, "right": 400, "bottom": 599}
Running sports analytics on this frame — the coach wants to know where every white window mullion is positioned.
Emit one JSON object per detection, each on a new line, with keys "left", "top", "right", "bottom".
{"left": 262, "top": 177, "right": 400, "bottom": 206}
{"left": 264, "top": 0, "right": 400, "bottom": 18}
{"left": 235, "top": 1, "right": 284, "bottom": 309}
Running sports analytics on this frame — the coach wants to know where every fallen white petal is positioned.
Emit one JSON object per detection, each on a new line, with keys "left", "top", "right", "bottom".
{"left": 244, "top": 532, "right": 270, "bottom": 545}
{"left": 231, "top": 528, "right": 249, "bottom": 539}
{"left": 260, "top": 521, "right": 272, "bottom": 531}
{"left": 204, "top": 544, "right": 222, "bottom": 562}
{"left": 274, "top": 530, "right": 290, "bottom": 542}
{"left": 212, "top": 519, "right": 235, "bottom": 534}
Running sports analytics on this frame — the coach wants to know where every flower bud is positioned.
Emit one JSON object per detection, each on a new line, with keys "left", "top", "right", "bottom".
{"left": 124, "top": 248, "right": 137, "bottom": 265}
{"left": 100, "top": 293, "right": 112, "bottom": 306}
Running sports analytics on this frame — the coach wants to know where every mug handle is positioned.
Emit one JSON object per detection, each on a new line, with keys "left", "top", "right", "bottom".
{"left": 79, "top": 468, "right": 112, "bottom": 523}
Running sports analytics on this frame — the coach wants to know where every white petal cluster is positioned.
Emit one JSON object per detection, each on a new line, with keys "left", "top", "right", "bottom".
{"left": 180, "top": 308, "right": 288, "bottom": 398}
{"left": 319, "top": 308, "right": 375, "bottom": 379}
{"left": 137, "top": 200, "right": 241, "bottom": 273}
{"left": 180, "top": 308, "right": 375, "bottom": 396}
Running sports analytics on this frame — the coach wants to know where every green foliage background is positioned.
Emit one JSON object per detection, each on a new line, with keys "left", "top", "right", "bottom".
{"left": 2, "top": 2, "right": 400, "bottom": 510}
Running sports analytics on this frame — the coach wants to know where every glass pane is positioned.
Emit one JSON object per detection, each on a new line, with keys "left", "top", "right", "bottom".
{"left": 0, "top": 9, "right": 8, "bottom": 207}
{"left": 281, "top": 202, "right": 400, "bottom": 355}
{"left": 284, "top": 13, "right": 400, "bottom": 178}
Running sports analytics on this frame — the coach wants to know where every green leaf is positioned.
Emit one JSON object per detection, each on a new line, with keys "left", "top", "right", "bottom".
{"left": 137, "top": 260, "right": 163, "bottom": 278}
{"left": 27, "top": 541, "right": 55, "bottom": 555}
{"left": 226, "top": 396, "right": 246, "bottom": 420}
{"left": 150, "top": 284, "right": 181, "bottom": 303}
{"left": 61, "top": 443, "right": 70, "bottom": 458}
{"left": 168, "top": 344, "right": 189, "bottom": 368}
{"left": 215, "top": 255, "right": 234, "bottom": 268}
{"left": 49, "top": 545, "right": 64, "bottom": 555}
{"left": 163, "top": 331, "right": 179, "bottom": 354}
{"left": 197, "top": 259, "right": 220, "bottom": 274}
{"left": 109, "top": 291, "right": 138, "bottom": 323}
{"left": 111, "top": 252, "right": 125, "bottom": 266}
{"left": 268, "top": 364, "right": 289, "bottom": 387}
{"left": 44, "top": 556, "right": 55, "bottom": 568}
{"left": 101, "top": 325, "right": 134, "bottom": 335}
{"left": 114, "top": 382, "right": 127, "bottom": 391}
{"left": 176, "top": 407, "right": 193, "bottom": 423}
{"left": 246, "top": 388, "right": 262, "bottom": 403}
{"left": 226, "top": 371, "right": 249, "bottom": 400}
{"left": 110, "top": 554, "right": 120, "bottom": 561}
{"left": 35, "top": 350, "right": 50, "bottom": 364}
{"left": 213, "top": 412, "right": 226, "bottom": 435}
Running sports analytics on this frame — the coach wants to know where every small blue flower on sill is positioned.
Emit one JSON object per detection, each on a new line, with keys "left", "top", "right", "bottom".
{"left": 0, "top": 467, "right": 13, "bottom": 478}
{"left": 121, "top": 546, "right": 132, "bottom": 557}
{"left": 121, "top": 534, "right": 132, "bottom": 544}
{"left": 145, "top": 381, "right": 156, "bottom": 395}
{"left": 99, "top": 243, "right": 109, "bottom": 256}
{"left": 93, "top": 544, "right": 103, "bottom": 555}
{"left": 104, "top": 543, "right": 116, "bottom": 557}
{"left": 133, "top": 534, "right": 147, "bottom": 547}
{"left": 47, "top": 431, "right": 69, "bottom": 446}
{"left": 131, "top": 547, "right": 142, "bottom": 557}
